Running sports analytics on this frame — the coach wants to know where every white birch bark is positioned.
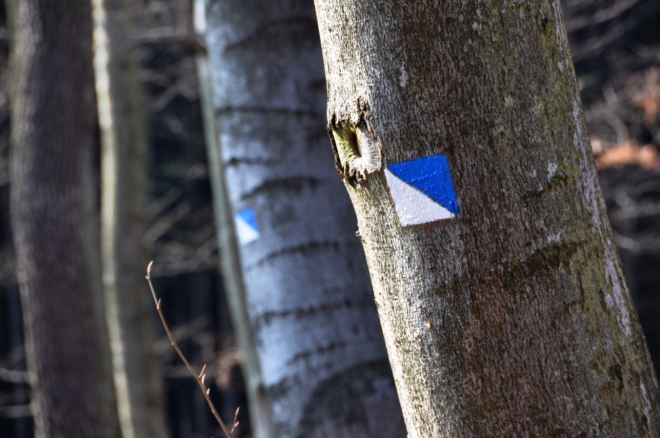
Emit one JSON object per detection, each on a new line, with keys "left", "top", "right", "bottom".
{"left": 202, "top": 0, "right": 405, "bottom": 436}
{"left": 314, "top": 0, "right": 660, "bottom": 436}
{"left": 194, "top": 2, "right": 276, "bottom": 436}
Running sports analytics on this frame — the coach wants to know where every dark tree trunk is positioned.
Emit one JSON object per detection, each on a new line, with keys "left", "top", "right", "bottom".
{"left": 314, "top": 0, "right": 660, "bottom": 436}
{"left": 10, "top": 1, "right": 118, "bottom": 437}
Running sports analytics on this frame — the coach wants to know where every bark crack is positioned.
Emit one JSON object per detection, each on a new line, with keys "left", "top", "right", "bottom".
{"left": 240, "top": 176, "right": 322, "bottom": 200}
{"left": 248, "top": 240, "right": 342, "bottom": 268}
{"left": 223, "top": 17, "right": 318, "bottom": 53}
{"left": 513, "top": 239, "right": 585, "bottom": 276}
{"left": 253, "top": 297, "right": 373, "bottom": 333}
{"left": 226, "top": 156, "right": 279, "bottom": 167}
{"left": 215, "top": 106, "right": 323, "bottom": 118}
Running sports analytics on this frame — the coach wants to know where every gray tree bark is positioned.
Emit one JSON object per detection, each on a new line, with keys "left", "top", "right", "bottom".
{"left": 10, "top": 0, "right": 119, "bottom": 436}
{"left": 203, "top": 0, "right": 405, "bottom": 436}
{"left": 314, "top": 0, "right": 660, "bottom": 437}
{"left": 92, "top": 1, "right": 169, "bottom": 437}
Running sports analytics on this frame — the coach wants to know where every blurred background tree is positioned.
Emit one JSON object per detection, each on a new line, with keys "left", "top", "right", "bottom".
{"left": 91, "top": 0, "right": 169, "bottom": 436}
{"left": 198, "top": 0, "right": 405, "bottom": 436}
{"left": 8, "top": 0, "right": 120, "bottom": 436}
{"left": 0, "top": 0, "right": 659, "bottom": 437}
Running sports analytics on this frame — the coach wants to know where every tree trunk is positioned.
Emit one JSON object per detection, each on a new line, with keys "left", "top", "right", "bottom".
{"left": 10, "top": 1, "right": 119, "bottom": 436}
{"left": 202, "top": 0, "right": 405, "bottom": 436}
{"left": 314, "top": 0, "right": 660, "bottom": 436}
{"left": 193, "top": 2, "right": 276, "bottom": 436}
{"left": 91, "top": 1, "right": 169, "bottom": 437}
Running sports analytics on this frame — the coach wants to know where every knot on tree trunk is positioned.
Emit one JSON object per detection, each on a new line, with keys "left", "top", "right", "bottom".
{"left": 328, "top": 99, "right": 381, "bottom": 186}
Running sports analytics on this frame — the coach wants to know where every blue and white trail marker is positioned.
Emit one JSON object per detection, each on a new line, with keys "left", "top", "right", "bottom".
{"left": 384, "top": 154, "right": 460, "bottom": 226}
{"left": 235, "top": 207, "right": 260, "bottom": 244}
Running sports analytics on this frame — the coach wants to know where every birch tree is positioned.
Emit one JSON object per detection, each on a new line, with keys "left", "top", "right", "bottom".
{"left": 10, "top": 0, "right": 119, "bottom": 436}
{"left": 314, "top": 0, "right": 660, "bottom": 436}
{"left": 201, "top": 0, "right": 405, "bottom": 436}
{"left": 194, "top": 2, "right": 275, "bottom": 436}
{"left": 92, "top": 1, "right": 169, "bottom": 437}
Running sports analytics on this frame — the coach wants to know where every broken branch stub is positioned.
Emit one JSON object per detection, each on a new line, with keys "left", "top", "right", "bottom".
{"left": 329, "top": 102, "right": 382, "bottom": 186}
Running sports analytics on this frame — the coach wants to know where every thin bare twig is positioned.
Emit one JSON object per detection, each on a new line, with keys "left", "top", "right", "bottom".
{"left": 146, "top": 261, "right": 239, "bottom": 438}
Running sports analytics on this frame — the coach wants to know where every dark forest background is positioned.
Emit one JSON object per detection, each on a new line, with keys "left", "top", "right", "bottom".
{"left": 1, "top": 0, "right": 659, "bottom": 437}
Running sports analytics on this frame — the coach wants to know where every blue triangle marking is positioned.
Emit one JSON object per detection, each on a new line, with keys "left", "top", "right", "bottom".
{"left": 388, "top": 155, "right": 460, "bottom": 215}
{"left": 237, "top": 207, "right": 259, "bottom": 233}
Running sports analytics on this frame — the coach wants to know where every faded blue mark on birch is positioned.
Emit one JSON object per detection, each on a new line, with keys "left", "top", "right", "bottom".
{"left": 236, "top": 207, "right": 260, "bottom": 244}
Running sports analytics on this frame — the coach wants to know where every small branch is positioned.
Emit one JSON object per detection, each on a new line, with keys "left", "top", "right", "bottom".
{"left": 570, "top": 15, "right": 640, "bottom": 62}
{"left": 0, "top": 367, "right": 29, "bottom": 384}
{"left": 146, "top": 261, "right": 234, "bottom": 438}
{"left": 0, "top": 404, "right": 33, "bottom": 419}
{"left": 565, "top": 0, "right": 641, "bottom": 32}
{"left": 144, "top": 201, "right": 191, "bottom": 244}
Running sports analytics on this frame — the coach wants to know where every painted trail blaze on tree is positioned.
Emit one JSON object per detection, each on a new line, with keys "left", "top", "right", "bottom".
{"left": 384, "top": 155, "right": 460, "bottom": 226}
{"left": 235, "top": 207, "right": 261, "bottom": 244}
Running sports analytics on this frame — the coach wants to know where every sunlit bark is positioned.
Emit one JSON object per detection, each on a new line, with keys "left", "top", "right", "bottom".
{"left": 315, "top": 0, "right": 660, "bottom": 436}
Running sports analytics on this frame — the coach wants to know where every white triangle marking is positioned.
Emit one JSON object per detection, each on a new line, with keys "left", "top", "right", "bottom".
{"left": 235, "top": 215, "right": 260, "bottom": 244}
{"left": 385, "top": 168, "right": 455, "bottom": 226}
